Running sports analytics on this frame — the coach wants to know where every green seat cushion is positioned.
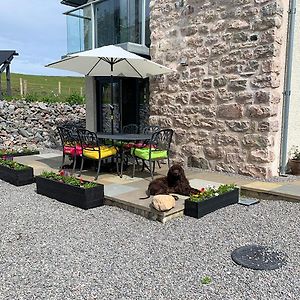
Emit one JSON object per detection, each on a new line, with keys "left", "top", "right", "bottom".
{"left": 131, "top": 148, "right": 168, "bottom": 160}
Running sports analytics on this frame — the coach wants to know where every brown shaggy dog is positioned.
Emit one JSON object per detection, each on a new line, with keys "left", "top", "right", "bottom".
{"left": 141, "top": 164, "right": 198, "bottom": 198}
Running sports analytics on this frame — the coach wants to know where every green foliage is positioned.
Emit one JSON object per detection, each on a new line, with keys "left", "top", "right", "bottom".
{"left": 23, "top": 93, "right": 40, "bottom": 103}
{"left": 22, "top": 92, "right": 84, "bottom": 105}
{"left": 24, "top": 93, "right": 61, "bottom": 104}
{"left": 65, "top": 93, "right": 85, "bottom": 105}
{"left": 2, "top": 95, "right": 16, "bottom": 102}
{"left": 190, "top": 184, "right": 237, "bottom": 202}
{"left": 40, "top": 171, "right": 97, "bottom": 189}
{"left": 40, "top": 94, "right": 61, "bottom": 104}
{"left": 0, "top": 148, "right": 39, "bottom": 156}
{"left": 0, "top": 158, "right": 30, "bottom": 170}
{"left": 201, "top": 276, "right": 212, "bottom": 285}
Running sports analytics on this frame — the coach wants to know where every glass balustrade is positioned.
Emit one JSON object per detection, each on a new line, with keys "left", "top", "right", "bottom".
{"left": 66, "top": 6, "right": 92, "bottom": 54}
{"left": 65, "top": 0, "right": 150, "bottom": 54}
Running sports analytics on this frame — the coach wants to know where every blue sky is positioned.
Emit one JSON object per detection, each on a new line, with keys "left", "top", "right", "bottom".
{"left": 0, "top": 0, "right": 81, "bottom": 76}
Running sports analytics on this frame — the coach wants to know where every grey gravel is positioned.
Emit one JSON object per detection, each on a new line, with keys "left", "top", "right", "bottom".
{"left": 0, "top": 180, "right": 299, "bottom": 300}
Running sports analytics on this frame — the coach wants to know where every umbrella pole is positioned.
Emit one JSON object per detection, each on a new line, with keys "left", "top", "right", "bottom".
{"left": 110, "top": 59, "right": 114, "bottom": 135}
{"left": 110, "top": 74, "right": 114, "bottom": 135}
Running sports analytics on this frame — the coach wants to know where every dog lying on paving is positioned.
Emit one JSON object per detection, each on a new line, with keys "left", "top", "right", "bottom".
{"left": 140, "top": 164, "right": 199, "bottom": 199}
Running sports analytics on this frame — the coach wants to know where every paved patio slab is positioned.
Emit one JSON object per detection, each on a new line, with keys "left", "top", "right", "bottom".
{"left": 13, "top": 152, "right": 300, "bottom": 223}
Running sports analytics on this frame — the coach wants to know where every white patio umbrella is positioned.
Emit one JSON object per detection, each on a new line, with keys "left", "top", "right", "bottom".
{"left": 46, "top": 45, "right": 173, "bottom": 77}
{"left": 46, "top": 45, "right": 173, "bottom": 133}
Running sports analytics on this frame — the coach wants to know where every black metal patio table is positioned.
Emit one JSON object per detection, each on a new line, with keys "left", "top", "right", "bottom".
{"left": 96, "top": 132, "right": 152, "bottom": 177}
{"left": 97, "top": 133, "right": 151, "bottom": 141}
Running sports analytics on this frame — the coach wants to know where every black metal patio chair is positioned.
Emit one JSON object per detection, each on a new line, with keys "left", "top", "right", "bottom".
{"left": 118, "top": 124, "right": 139, "bottom": 173}
{"left": 142, "top": 125, "right": 161, "bottom": 135}
{"left": 57, "top": 126, "right": 82, "bottom": 172}
{"left": 122, "top": 124, "right": 139, "bottom": 134}
{"left": 131, "top": 128, "right": 174, "bottom": 179}
{"left": 77, "top": 128, "right": 119, "bottom": 180}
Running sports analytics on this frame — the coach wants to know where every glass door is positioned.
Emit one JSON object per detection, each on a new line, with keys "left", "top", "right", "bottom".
{"left": 121, "top": 78, "right": 138, "bottom": 127}
{"left": 96, "top": 77, "right": 121, "bottom": 133}
{"left": 96, "top": 77, "right": 149, "bottom": 133}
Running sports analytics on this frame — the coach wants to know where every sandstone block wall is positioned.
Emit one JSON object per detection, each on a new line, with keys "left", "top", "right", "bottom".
{"left": 149, "top": 0, "right": 288, "bottom": 178}
{"left": 0, "top": 100, "right": 86, "bottom": 149}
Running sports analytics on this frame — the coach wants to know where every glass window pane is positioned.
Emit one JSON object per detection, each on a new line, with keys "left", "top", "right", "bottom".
{"left": 95, "top": 0, "right": 117, "bottom": 47}
{"left": 65, "top": 0, "right": 150, "bottom": 53}
{"left": 94, "top": 0, "right": 147, "bottom": 47}
{"left": 119, "top": 0, "right": 129, "bottom": 43}
{"left": 127, "top": 0, "right": 141, "bottom": 44}
{"left": 145, "top": 0, "right": 150, "bottom": 47}
{"left": 66, "top": 7, "right": 92, "bottom": 54}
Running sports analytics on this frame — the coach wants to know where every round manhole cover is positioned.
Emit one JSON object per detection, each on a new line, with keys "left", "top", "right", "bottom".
{"left": 231, "top": 244, "right": 287, "bottom": 270}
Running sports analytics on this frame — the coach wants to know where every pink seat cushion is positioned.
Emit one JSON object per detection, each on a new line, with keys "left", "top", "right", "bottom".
{"left": 63, "top": 145, "right": 82, "bottom": 156}
{"left": 123, "top": 142, "right": 157, "bottom": 150}
{"left": 132, "top": 142, "right": 146, "bottom": 148}
{"left": 123, "top": 142, "right": 150, "bottom": 150}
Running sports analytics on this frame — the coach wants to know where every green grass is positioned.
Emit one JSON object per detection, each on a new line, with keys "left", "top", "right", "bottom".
{"left": 200, "top": 276, "right": 212, "bottom": 285}
{"left": 2, "top": 73, "right": 85, "bottom": 99}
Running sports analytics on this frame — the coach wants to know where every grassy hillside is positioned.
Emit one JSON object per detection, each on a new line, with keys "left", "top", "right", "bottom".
{"left": 4, "top": 73, "right": 85, "bottom": 98}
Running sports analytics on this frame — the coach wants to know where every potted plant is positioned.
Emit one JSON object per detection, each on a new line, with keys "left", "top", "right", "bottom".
{"left": 184, "top": 184, "right": 239, "bottom": 219}
{"left": 288, "top": 146, "right": 300, "bottom": 175}
{"left": 0, "top": 158, "right": 34, "bottom": 186}
{"left": 35, "top": 170, "right": 104, "bottom": 209}
{"left": 0, "top": 148, "right": 40, "bottom": 159}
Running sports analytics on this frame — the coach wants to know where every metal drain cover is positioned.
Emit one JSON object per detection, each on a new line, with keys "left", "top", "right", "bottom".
{"left": 231, "top": 244, "right": 287, "bottom": 270}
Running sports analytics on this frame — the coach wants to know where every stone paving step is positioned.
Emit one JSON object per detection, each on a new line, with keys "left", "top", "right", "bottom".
{"left": 12, "top": 153, "right": 300, "bottom": 223}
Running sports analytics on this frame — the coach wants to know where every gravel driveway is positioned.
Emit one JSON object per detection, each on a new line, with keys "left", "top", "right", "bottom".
{"left": 0, "top": 180, "right": 299, "bottom": 300}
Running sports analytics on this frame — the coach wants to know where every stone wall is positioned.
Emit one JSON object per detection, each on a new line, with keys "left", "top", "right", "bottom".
{"left": 0, "top": 100, "right": 86, "bottom": 149}
{"left": 149, "top": 0, "right": 288, "bottom": 178}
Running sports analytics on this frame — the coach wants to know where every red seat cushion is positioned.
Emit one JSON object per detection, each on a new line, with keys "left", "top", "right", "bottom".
{"left": 123, "top": 142, "right": 155, "bottom": 150}
{"left": 63, "top": 145, "right": 82, "bottom": 156}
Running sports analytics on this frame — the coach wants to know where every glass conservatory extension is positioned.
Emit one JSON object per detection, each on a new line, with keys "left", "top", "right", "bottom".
{"left": 65, "top": 0, "right": 150, "bottom": 55}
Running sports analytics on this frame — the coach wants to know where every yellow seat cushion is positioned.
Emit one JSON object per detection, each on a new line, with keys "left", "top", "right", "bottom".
{"left": 83, "top": 146, "right": 117, "bottom": 160}
{"left": 131, "top": 148, "right": 167, "bottom": 160}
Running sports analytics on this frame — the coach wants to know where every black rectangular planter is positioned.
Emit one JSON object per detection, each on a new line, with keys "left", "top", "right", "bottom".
{"left": 11, "top": 150, "right": 40, "bottom": 157}
{"left": 0, "top": 165, "right": 34, "bottom": 186}
{"left": 35, "top": 176, "right": 104, "bottom": 210}
{"left": 184, "top": 188, "right": 239, "bottom": 219}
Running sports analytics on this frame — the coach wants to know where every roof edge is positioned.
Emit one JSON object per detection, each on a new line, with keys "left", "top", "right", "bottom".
{"left": 61, "top": 0, "right": 88, "bottom": 7}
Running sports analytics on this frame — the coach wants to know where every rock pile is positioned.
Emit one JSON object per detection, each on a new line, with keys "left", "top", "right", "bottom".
{"left": 0, "top": 100, "right": 86, "bottom": 149}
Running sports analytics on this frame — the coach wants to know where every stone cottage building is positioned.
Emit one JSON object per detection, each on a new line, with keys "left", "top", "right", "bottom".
{"left": 59, "top": 0, "right": 297, "bottom": 178}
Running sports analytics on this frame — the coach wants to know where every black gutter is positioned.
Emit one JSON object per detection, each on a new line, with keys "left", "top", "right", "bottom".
{"left": 60, "top": 0, "right": 88, "bottom": 7}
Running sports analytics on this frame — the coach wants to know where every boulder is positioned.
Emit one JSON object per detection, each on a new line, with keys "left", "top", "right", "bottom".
{"left": 152, "top": 195, "right": 176, "bottom": 212}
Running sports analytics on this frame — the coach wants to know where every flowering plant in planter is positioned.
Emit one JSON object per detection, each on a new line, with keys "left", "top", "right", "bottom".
{"left": 0, "top": 158, "right": 30, "bottom": 170}
{"left": 189, "top": 184, "right": 237, "bottom": 202}
{"left": 290, "top": 146, "right": 300, "bottom": 160}
{"left": 184, "top": 183, "right": 239, "bottom": 219}
{"left": 288, "top": 146, "right": 300, "bottom": 175}
{"left": 36, "top": 170, "right": 104, "bottom": 209}
{"left": 0, "top": 147, "right": 39, "bottom": 157}
{"left": 40, "top": 170, "right": 97, "bottom": 189}
{"left": 0, "top": 158, "right": 34, "bottom": 186}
